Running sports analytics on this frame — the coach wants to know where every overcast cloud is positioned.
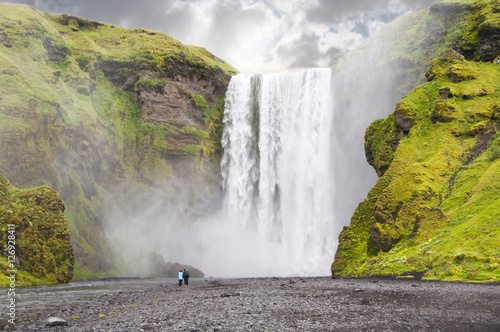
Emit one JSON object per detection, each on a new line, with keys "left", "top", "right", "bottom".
{"left": 3, "top": 0, "right": 439, "bottom": 72}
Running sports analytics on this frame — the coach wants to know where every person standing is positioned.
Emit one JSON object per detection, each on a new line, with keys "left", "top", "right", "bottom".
{"left": 178, "top": 270, "right": 183, "bottom": 286}
{"left": 183, "top": 269, "right": 190, "bottom": 285}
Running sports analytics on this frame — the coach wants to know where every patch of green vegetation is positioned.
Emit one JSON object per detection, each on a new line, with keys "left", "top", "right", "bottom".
{"left": 190, "top": 93, "right": 210, "bottom": 111}
{"left": 364, "top": 115, "right": 399, "bottom": 177}
{"left": 134, "top": 77, "right": 165, "bottom": 93}
{"left": 39, "top": 11, "right": 238, "bottom": 79}
{"left": 489, "top": 145, "right": 500, "bottom": 161}
{"left": 333, "top": 57, "right": 500, "bottom": 282}
{"left": 186, "top": 45, "right": 237, "bottom": 76}
{"left": 457, "top": 0, "right": 500, "bottom": 61}
{"left": 194, "top": 94, "right": 226, "bottom": 157}
{"left": 0, "top": 175, "right": 74, "bottom": 286}
{"left": 0, "top": 257, "right": 53, "bottom": 287}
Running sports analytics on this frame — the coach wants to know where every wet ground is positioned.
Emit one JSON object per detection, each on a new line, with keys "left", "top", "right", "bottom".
{"left": 4, "top": 277, "right": 500, "bottom": 331}
{"left": 11, "top": 277, "right": 167, "bottom": 322}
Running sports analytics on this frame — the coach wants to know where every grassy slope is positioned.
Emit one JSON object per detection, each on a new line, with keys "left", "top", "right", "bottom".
{"left": 0, "top": 3, "right": 237, "bottom": 279}
{"left": 333, "top": 55, "right": 500, "bottom": 282}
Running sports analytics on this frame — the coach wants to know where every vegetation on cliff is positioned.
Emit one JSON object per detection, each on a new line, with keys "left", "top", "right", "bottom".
{"left": 341, "top": 0, "right": 500, "bottom": 110}
{"left": 0, "top": 3, "right": 237, "bottom": 279}
{"left": 0, "top": 174, "right": 74, "bottom": 286}
{"left": 333, "top": 16, "right": 500, "bottom": 283}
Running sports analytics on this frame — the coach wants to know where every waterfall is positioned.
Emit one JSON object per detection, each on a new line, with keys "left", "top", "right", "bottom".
{"left": 221, "top": 68, "right": 338, "bottom": 276}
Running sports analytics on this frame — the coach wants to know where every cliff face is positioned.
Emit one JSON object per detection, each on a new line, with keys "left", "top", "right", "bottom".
{"left": 0, "top": 3, "right": 237, "bottom": 278}
{"left": 0, "top": 175, "right": 74, "bottom": 286}
{"left": 332, "top": 0, "right": 500, "bottom": 282}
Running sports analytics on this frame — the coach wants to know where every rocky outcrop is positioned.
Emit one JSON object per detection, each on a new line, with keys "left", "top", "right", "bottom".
{"left": 0, "top": 3, "right": 237, "bottom": 279}
{"left": 0, "top": 175, "right": 74, "bottom": 285}
{"left": 164, "top": 262, "right": 204, "bottom": 278}
{"left": 458, "top": 0, "right": 500, "bottom": 61}
{"left": 124, "top": 249, "right": 204, "bottom": 278}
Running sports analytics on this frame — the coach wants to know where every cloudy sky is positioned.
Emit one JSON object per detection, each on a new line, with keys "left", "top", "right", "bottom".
{"left": 3, "top": 0, "right": 439, "bottom": 73}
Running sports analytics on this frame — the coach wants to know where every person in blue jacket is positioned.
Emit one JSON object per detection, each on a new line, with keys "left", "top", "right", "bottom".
{"left": 178, "top": 270, "right": 183, "bottom": 286}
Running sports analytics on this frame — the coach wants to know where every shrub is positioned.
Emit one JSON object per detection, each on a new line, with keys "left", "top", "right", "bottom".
{"left": 489, "top": 145, "right": 500, "bottom": 162}
{"left": 453, "top": 253, "right": 466, "bottom": 264}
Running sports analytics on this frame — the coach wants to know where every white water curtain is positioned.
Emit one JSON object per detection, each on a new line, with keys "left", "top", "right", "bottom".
{"left": 221, "top": 69, "right": 338, "bottom": 276}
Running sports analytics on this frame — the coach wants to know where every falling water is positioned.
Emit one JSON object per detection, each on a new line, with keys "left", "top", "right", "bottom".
{"left": 221, "top": 68, "right": 338, "bottom": 276}
{"left": 101, "top": 12, "right": 420, "bottom": 279}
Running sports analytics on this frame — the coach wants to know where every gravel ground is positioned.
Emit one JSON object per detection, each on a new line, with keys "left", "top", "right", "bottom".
{"left": 7, "top": 277, "right": 500, "bottom": 331}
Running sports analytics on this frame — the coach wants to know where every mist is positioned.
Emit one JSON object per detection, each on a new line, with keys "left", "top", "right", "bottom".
{"left": 101, "top": 31, "right": 404, "bottom": 278}
{"left": 100, "top": 7, "right": 431, "bottom": 277}
{"left": 104, "top": 192, "right": 335, "bottom": 278}
{"left": 37, "top": 1, "right": 442, "bottom": 278}
{"left": 102, "top": 179, "right": 298, "bottom": 278}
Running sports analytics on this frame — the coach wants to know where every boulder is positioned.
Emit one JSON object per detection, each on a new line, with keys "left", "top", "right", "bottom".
{"left": 163, "top": 262, "right": 204, "bottom": 278}
{"left": 46, "top": 317, "right": 68, "bottom": 327}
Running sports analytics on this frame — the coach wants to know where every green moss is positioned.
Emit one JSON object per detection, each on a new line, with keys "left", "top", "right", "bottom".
{"left": 186, "top": 45, "right": 237, "bottom": 76}
{"left": 0, "top": 175, "right": 74, "bottom": 286}
{"left": 457, "top": 0, "right": 500, "bottom": 61}
{"left": 183, "top": 93, "right": 226, "bottom": 157}
{"left": 489, "top": 145, "right": 500, "bottom": 161}
{"left": 134, "top": 77, "right": 165, "bottom": 93}
{"left": 365, "top": 115, "right": 400, "bottom": 177}
{"left": 333, "top": 58, "right": 500, "bottom": 282}
{"left": 39, "top": 10, "right": 237, "bottom": 76}
{"left": 190, "top": 93, "right": 210, "bottom": 111}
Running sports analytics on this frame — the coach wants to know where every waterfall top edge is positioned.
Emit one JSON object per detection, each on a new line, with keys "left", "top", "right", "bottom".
{"left": 235, "top": 67, "right": 333, "bottom": 78}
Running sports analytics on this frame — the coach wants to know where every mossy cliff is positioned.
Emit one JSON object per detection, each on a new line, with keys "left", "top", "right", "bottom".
{"left": 0, "top": 3, "right": 237, "bottom": 279}
{"left": 332, "top": 1, "right": 500, "bottom": 282}
{"left": 0, "top": 175, "right": 74, "bottom": 286}
{"left": 339, "top": 0, "right": 500, "bottom": 109}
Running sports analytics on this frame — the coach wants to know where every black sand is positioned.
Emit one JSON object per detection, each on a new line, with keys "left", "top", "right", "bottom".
{"left": 9, "top": 277, "right": 500, "bottom": 331}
